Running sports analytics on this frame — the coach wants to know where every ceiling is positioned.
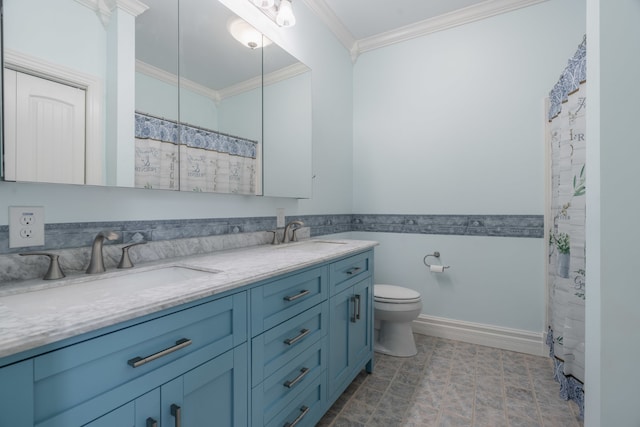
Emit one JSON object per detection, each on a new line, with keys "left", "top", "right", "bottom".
{"left": 303, "top": 0, "right": 547, "bottom": 58}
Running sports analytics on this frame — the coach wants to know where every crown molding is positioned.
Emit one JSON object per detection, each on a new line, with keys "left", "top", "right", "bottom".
{"left": 300, "top": 0, "right": 358, "bottom": 61}
{"left": 358, "top": 0, "right": 548, "bottom": 54}
{"left": 75, "top": 0, "right": 149, "bottom": 27}
{"left": 137, "top": 60, "right": 307, "bottom": 103}
{"left": 263, "top": 62, "right": 310, "bottom": 86}
{"left": 304, "top": 0, "right": 548, "bottom": 60}
{"left": 136, "top": 60, "right": 221, "bottom": 103}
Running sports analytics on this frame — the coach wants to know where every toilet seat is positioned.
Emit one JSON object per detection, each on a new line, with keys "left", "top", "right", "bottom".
{"left": 374, "top": 284, "right": 421, "bottom": 304}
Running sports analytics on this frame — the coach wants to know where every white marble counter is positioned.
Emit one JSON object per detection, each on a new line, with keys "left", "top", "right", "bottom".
{"left": 0, "top": 239, "right": 377, "bottom": 360}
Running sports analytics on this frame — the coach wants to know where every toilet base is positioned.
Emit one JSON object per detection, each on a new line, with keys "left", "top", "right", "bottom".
{"left": 374, "top": 320, "right": 417, "bottom": 357}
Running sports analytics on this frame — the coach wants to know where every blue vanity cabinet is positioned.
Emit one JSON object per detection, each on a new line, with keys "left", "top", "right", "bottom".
{"left": 0, "top": 246, "right": 376, "bottom": 427}
{"left": 327, "top": 251, "right": 374, "bottom": 404}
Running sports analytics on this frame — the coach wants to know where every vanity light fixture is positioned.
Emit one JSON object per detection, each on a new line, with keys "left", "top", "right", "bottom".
{"left": 250, "top": 0, "right": 296, "bottom": 28}
{"left": 228, "top": 18, "right": 272, "bottom": 49}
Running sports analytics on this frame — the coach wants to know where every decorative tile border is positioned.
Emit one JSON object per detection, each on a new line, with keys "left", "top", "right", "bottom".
{"left": 0, "top": 213, "right": 543, "bottom": 255}
{"left": 350, "top": 214, "right": 544, "bottom": 238}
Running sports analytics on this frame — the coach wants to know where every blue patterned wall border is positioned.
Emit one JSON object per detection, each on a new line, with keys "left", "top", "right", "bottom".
{"left": 350, "top": 214, "right": 543, "bottom": 238}
{"left": 0, "top": 213, "right": 543, "bottom": 255}
{"left": 548, "top": 35, "right": 587, "bottom": 120}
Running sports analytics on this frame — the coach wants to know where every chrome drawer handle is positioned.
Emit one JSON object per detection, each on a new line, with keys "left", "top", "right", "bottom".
{"left": 127, "top": 338, "right": 192, "bottom": 368}
{"left": 283, "top": 367, "right": 310, "bottom": 389}
{"left": 355, "top": 294, "right": 361, "bottom": 321}
{"left": 284, "top": 328, "right": 311, "bottom": 346}
{"left": 284, "top": 405, "right": 310, "bottom": 427}
{"left": 346, "top": 267, "right": 362, "bottom": 275}
{"left": 171, "top": 404, "right": 181, "bottom": 427}
{"left": 283, "top": 289, "right": 310, "bottom": 302}
{"left": 146, "top": 418, "right": 158, "bottom": 427}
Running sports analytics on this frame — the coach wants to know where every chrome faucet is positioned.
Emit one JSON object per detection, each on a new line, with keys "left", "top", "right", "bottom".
{"left": 86, "top": 231, "right": 119, "bottom": 274}
{"left": 282, "top": 220, "right": 304, "bottom": 243}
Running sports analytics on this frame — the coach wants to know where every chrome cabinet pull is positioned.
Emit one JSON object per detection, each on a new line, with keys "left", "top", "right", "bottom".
{"left": 355, "top": 294, "right": 361, "bottom": 321}
{"left": 283, "top": 289, "right": 310, "bottom": 302}
{"left": 284, "top": 405, "right": 310, "bottom": 427}
{"left": 284, "top": 328, "right": 311, "bottom": 346}
{"left": 350, "top": 296, "right": 357, "bottom": 323}
{"left": 346, "top": 267, "right": 362, "bottom": 275}
{"left": 146, "top": 418, "right": 158, "bottom": 427}
{"left": 171, "top": 404, "right": 181, "bottom": 427}
{"left": 283, "top": 367, "right": 310, "bottom": 389}
{"left": 127, "top": 338, "right": 192, "bottom": 368}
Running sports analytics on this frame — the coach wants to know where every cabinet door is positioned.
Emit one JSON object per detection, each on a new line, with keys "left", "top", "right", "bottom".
{"left": 0, "top": 360, "right": 34, "bottom": 427}
{"left": 328, "top": 277, "right": 373, "bottom": 402}
{"left": 327, "top": 286, "right": 353, "bottom": 400}
{"left": 349, "top": 278, "right": 372, "bottom": 369}
{"left": 83, "top": 389, "right": 159, "bottom": 427}
{"left": 162, "top": 344, "right": 248, "bottom": 427}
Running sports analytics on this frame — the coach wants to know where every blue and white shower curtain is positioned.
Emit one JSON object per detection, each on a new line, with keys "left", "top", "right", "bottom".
{"left": 546, "top": 35, "right": 586, "bottom": 416}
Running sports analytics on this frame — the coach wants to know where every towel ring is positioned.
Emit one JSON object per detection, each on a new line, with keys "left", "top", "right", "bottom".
{"left": 423, "top": 251, "right": 450, "bottom": 269}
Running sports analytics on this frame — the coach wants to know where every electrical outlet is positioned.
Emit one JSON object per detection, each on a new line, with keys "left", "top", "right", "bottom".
{"left": 276, "top": 208, "right": 285, "bottom": 228}
{"left": 9, "top": 206, "right": 45, "bottom": 248}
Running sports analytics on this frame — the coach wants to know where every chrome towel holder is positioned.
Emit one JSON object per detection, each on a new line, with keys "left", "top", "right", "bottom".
{"left": 423, "top": 251, "right": 450, "bottom": 270}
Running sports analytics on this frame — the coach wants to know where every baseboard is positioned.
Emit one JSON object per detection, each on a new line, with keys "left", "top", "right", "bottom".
{"left": 412, "top": 314, "right": 546, "bottom": 357}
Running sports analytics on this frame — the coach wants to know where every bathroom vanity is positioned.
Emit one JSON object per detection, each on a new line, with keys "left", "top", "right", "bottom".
{"left": 0, "top": 239, "right": 375, "bottom": 427}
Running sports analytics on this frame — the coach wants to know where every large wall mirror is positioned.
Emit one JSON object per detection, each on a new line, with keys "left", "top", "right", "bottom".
{"left": 1, "top": 0, "right": 312, "bottom": 198}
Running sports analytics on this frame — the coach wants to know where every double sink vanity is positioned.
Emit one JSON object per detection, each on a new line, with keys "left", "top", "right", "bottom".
{"left": 0, "top": 237, "right": 377, "bottom": 427}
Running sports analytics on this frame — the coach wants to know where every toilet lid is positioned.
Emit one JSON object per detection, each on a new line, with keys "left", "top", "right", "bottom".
{"left": 374, "top": 284, "right": 421, "bottom": 303}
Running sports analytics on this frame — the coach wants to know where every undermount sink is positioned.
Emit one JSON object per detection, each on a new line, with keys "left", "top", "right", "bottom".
{"left": 275, "top": 240, "right": 347, "bottom": 251}
{"left": 1, "top": 265, "right": 219, "bottom": 315}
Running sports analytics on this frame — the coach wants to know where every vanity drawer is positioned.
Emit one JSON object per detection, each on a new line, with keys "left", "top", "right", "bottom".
{"left": 252, "top": 301, "right": 328, "bottom": 386}
{"left": 33, "top": 292, "right": 247, "bottom": 424}
{"left": 329, "top": 250, "right": 373, "bottom": 296}
{"left": 265, "top": 374, "right": 326, "bottom": 427}
{"left": 251, "top": 265, "right": 327, "bottom": 335}
{"left": 252, "top": 337, "right": 326, "bottom": 426}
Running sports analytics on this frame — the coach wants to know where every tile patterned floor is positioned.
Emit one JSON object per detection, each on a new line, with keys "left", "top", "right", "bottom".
{"left": 317, "top": 335, "right": 583, "bottom": 427}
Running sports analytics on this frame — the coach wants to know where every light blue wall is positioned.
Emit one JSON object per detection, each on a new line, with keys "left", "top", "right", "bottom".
{"left": 585, "top": 1, "right": 640, "bottom": 425}
{"left": 351, "top": 0, "right": 586, "bottom": 332}
{"left": 4, "top": 0, "right": 106, "bottom": 78}
{"left": 0, "top": 0, "right": 354, "bottom": 224}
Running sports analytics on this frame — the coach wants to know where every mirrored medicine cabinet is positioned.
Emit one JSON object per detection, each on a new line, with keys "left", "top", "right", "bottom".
{"left": 0, "top": 0, "right": 312, "bottom": 198}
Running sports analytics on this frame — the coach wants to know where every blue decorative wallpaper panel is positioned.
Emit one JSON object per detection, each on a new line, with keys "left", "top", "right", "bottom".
{"left": 548, "top": 35, "right": 586, "bottom": 120}
{"left": 135, "top": 113, "right": 257, "bottom": 158}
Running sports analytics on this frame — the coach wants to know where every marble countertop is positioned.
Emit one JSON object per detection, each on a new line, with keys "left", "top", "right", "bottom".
{"left": 0, "top": 239, "right": 377, "bottom": 360}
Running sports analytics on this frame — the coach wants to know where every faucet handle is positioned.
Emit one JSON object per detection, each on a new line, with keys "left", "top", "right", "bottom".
{"left": 118, "top": 241, "right": 147, "bottom": 269}
{"left": 267, "top": 230, "right": 280, "bottom": 245}
{"left": 19, "top": 252, "right": 65, "bottom": 280}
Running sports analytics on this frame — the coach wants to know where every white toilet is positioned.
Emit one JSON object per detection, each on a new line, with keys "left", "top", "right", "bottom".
{"left": 374, "top": 284, "right": 423, "bottom": 357}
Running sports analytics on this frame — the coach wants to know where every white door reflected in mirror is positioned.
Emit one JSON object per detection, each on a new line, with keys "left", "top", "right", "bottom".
{"left": 4, "top": 69, "right": 86, "bottom": 185}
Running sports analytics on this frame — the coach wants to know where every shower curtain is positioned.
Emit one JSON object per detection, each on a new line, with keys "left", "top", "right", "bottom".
{"left": 546, "top": 35, "right": 586, "bottom": 417}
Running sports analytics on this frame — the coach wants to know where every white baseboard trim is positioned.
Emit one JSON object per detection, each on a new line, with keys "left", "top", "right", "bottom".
{"left": 412, "top": 314, "right": 547, "bottom": 357}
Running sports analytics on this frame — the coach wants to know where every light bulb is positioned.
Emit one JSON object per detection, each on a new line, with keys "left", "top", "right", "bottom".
{"left": 252, "top": 0, "right": 275, "bottom": 9}
{"left": 276, "top": 0, "right": 296, "bottom": 27}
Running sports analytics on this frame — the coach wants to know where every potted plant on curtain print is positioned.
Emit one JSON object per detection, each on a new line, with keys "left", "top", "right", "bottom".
{"left": 555, "top": 232, "right": 570, "bottom": 278}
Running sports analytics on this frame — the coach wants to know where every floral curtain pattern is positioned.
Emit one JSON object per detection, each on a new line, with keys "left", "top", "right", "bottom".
{"left": 546, "top": 36, "right": 586, "bottom": 417}
{"left": 134, "top": 113, "right": 257, "bottom": 194}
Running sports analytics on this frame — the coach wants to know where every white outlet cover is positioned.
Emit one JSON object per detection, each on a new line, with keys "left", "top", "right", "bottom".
{"left": 9, "top": 206, "right": 45, "bottom": 248}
